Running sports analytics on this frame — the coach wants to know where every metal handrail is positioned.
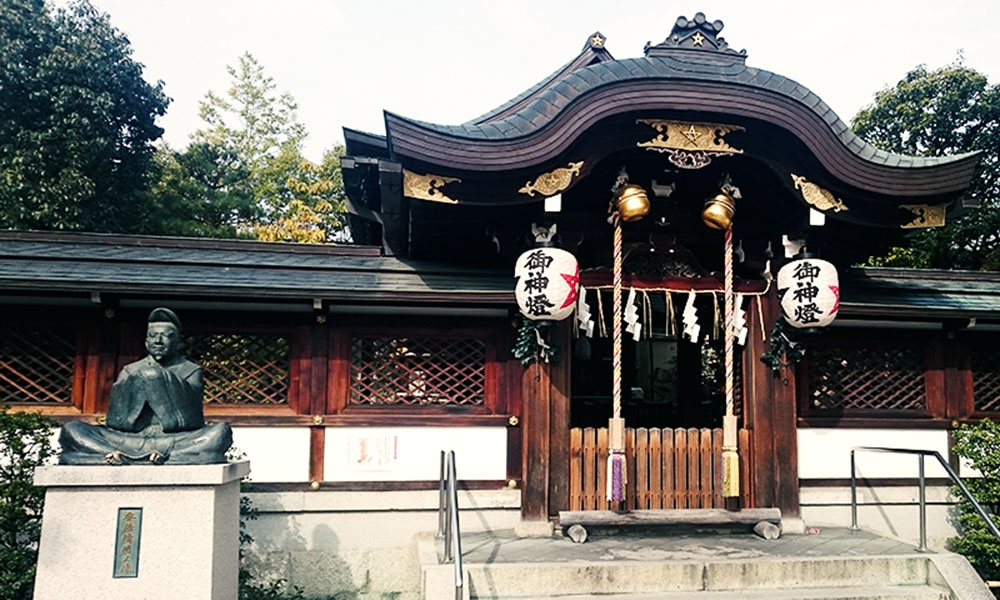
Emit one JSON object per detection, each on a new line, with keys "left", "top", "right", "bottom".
{"left": 850, "top": 446, "right": 1000, "bottom": 552}
{"left": 436, "top": 450, "right": 464, "bottom": 600}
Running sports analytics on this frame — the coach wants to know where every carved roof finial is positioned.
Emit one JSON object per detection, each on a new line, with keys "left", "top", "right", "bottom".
{"left": 645, "top": 12, "right": 747, "bottom": 64}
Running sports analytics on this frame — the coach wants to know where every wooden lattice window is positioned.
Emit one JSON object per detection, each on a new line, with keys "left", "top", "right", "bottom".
{"left": 0, "top": 329, "right": 75, "bottom": 404}
{"left": 185, "top": 333, "right": 290, "bottom": 405}
{"left": 972, "top": 348, "right": 1000, "bottom": 413}
{"left": 350, "top": 336, "right": 486, "bottom": 406}
{"left": 808, "top": 346, "right": 926, "bottom": 412}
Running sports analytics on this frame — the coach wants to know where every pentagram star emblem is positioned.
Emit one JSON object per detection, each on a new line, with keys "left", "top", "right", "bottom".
{"left": 590, "top": 34, "right": 605, "bottom": 48}
{"left": 692, "top": 32, "right": 705, "bottom": 46}
{"left": 682, "top": 125, "right": 703, "bottom": 145}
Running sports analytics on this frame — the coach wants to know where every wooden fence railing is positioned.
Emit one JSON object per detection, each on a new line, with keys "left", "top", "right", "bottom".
{"left": 569, "top": 426, "right": 751, "bottom": 511}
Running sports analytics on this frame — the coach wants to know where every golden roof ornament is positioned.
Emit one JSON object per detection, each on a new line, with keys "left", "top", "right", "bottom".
{"left": 519, "top": 161, "right": 584, "bottom": 197}
{"left": 791, "top": 174, "right": 849, "bottom": 213}
{"left": 402, "top": 170, "right": 461, "bottom": 204}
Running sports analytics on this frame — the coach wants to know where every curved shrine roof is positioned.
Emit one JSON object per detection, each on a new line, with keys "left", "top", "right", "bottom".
{"left": 359, "top": 14, "right": 977, "bottom": 198}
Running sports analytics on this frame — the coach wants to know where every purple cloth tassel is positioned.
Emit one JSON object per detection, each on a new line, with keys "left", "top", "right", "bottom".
{"left": 609, "top": 452, "right": 625, "bottom": 502}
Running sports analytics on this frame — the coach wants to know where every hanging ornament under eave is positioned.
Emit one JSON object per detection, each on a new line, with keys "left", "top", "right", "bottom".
{"left": 777, "top": 257, "right": 840, "bottom": 328}
{"left": 514, "top": 247, "right": 580, "bottom": 321}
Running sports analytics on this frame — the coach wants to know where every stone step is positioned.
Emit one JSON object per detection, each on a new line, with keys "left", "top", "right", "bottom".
{"left": 464, "top": 555, "right": 931, "bottom": 598}
{"left": 478, "top": 584, "right": 949, "bottom": 600}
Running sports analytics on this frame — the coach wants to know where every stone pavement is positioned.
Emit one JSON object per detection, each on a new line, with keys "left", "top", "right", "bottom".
{"left": 453, "top": 527, "right": 923, "bottom": 564}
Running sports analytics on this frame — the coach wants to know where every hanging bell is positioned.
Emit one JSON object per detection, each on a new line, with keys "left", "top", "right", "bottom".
{"left": 614, "top": 184, "right": 650, "bottom": 222}
{"left": 702, "top": 190, "right": 736, "bottom": 230}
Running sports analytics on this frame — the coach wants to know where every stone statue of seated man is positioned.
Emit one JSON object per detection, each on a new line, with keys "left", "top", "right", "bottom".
{"left": 59, "top": 308, "right": 232, "bottom": 465}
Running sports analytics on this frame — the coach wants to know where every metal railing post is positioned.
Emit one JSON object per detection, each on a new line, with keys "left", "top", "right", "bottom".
{"left": 436, "top": 450, "right": 465, "bottom": 598}
{"left": 437, "top": 450, "right": 446, "bottom": 538}
{"left": 448, "top": 451, "right": 464, "bottom": 600}
{"left": 444, "top": 483, "right": 454, "bottom": 563}
{"left": 917, "top": 454, "right": 927, "bottom": 552}
{"left": 850, "top": 449, "right": 859, "bottom": 531}
{"left": 852, "top": 446, "right": 1000, "bottom": 551}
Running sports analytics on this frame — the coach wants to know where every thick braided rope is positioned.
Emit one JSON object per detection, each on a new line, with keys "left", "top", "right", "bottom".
{"left": 613, "top": 213, "right": 622, "bottom": 419}
{"left": 724, "top": 226, "right": 734, "bottom": 416}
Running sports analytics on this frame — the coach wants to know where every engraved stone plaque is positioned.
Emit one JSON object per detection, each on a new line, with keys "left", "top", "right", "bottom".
{"left": 113, "top": 507, "right": 142, "bottom": 578}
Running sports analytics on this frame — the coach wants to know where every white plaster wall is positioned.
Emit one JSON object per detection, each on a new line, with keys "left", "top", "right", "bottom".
{"left": 231, "top": 427, "right": 310, "bottom": 482}
{"left": 797, "top": 428, "right": 950, "bottom": 479}
{"left": 323, "top": 426, "right": 507, "bottom": 481}
{"left": 960, "top": 458, "right": 984, "bottom": 478}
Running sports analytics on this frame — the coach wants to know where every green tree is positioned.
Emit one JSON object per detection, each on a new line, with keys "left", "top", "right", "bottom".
{"left": 0, "top": 0, "right": 169, "bottom": 233}
{"left": 0, "top": 407, "right": 55, "bottom": 600}
{"left": 189, "top": 53, "right": 346, "bottom": 242}
{"left": 146, "top": 143, "right": 259, "bottom": 239}
{"left": 852, "top": 62, "right": 1000, "bottom": 270}
{"left": 950, "top": 419, "right": 1000, "bottom": 594}
{"left": 253, "top": 145, "right": 347, "bottom": 243}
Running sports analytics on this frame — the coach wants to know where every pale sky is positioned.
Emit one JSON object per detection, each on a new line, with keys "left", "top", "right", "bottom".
{"left": 87, "top": 0, "right": 1000, "bottom": 162}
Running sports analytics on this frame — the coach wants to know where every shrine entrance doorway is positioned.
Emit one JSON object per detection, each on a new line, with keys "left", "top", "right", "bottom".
{"left": 567, "top": 291, "right": 752, "bottom": 511}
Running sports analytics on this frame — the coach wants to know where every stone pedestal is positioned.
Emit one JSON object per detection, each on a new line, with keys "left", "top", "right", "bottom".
{"left": 33, "top": 461, "right": 250, "bottom": 600}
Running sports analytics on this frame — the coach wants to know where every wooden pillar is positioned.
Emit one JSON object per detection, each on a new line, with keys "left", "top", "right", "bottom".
{"left": 548, "top": 322, "right": 571, "bottom": 517}
{"left": 745, "top": 291, "right": 800, "bottom": 516}
{"left": 521, "top": 321, "right": 572, "bottom": 521}
{"left": 521, "top": 360, "right": 551, "bottom": 521}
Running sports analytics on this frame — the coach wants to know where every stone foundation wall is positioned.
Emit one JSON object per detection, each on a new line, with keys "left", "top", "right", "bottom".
{"left": 243, "top": 489, "right": 520, "bottom": 599}
{"left": 800, "top": 485, "right": 961, "bottom": 550}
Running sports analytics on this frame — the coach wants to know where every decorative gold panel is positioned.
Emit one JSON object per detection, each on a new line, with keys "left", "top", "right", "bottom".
{"left": 403, "top": 170, "right": 461, "bottom": 204}
{"left": 791, "top": 174, "right": 848, "bottom": 212}
{"left": 519, "top": 161, "right": 584, "bottom": 197}
{"left": 900, "top": 204, "right": 946, "bottom": 229}
{"left": 637, "top": 119, "right": 744, "bottom": 154}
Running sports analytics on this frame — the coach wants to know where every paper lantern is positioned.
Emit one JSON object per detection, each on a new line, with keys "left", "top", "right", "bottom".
{"left": 777, "top": 258, "right": 840, "bottom": 328}
{"left": 514, "top": 247, "right": 580, "bottom": 321}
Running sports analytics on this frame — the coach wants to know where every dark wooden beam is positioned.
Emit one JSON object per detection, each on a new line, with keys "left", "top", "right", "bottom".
{"left": 309, "top": 426, "right": 325, "bottom": 483}
{"left": 378, "top": 161, "right": 408, "bottom": 256}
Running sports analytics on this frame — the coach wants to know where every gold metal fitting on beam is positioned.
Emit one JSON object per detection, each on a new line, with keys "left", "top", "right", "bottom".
{"left": 614, "top": 184, "right": 650, "bottom": 222}
{"left": 702, "top": 190, "right": 736, "bottom": 229}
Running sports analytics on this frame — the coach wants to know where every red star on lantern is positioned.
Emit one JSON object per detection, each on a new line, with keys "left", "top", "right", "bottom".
{"left": 830, "top": 285, "right": 840, "bottom": 314}
{"left": 559, "top": 266, "right": 580, "bottom": 309}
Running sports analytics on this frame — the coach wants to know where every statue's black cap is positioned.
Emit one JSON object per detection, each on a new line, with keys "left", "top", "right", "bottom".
{"left": 148, "top": 307, "right": 181, "bottom": 331}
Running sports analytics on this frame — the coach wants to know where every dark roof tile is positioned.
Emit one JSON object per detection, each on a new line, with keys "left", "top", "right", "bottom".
{"left": 0, "top": 234, "right": 513, "bottom": 302}
{"left": 506, "top": 114, "right": 534, "bottom": 134}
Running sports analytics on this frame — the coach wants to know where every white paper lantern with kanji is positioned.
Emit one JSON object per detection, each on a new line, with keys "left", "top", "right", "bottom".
{"left": 777, "top": 258, "right": 840, "bottom": 328}
{"left": 514, "top": 247, "right": 580, "bottom": 321}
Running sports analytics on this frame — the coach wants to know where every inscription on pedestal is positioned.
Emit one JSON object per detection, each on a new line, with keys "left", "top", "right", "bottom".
{"left": 113, "top": 507, "right": 142, "bottom": 578}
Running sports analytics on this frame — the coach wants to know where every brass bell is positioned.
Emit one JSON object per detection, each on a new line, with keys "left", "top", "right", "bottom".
{"left": 614, "top": 184, "right": 650, "bottom": 222}
{"left": 702, "top": 191, "right": 736, "bottom": 229}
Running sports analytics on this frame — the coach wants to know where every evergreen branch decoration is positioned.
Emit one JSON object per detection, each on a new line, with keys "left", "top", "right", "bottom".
{"left": 759, "top": 319, "right": 805, "bottom": 371}
{"left": 513, "top": 318, "right": 558, "bottom": 366}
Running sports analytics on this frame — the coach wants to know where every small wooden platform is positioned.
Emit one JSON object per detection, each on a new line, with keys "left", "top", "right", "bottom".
{"left": 559, "top": 508, "right": 782, "bottom": 538}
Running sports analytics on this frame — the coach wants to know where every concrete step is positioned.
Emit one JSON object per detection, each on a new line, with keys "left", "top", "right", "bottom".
{"left": 464, "top": 555, "right": 933, "bottom": 598}
{"left": 480, "top": 584, "right": 949, "bottom": 600}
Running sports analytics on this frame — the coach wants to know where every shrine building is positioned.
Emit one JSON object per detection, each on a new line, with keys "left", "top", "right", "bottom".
{"left": 3, "top": 12, "right": 998, "bottom": 598}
